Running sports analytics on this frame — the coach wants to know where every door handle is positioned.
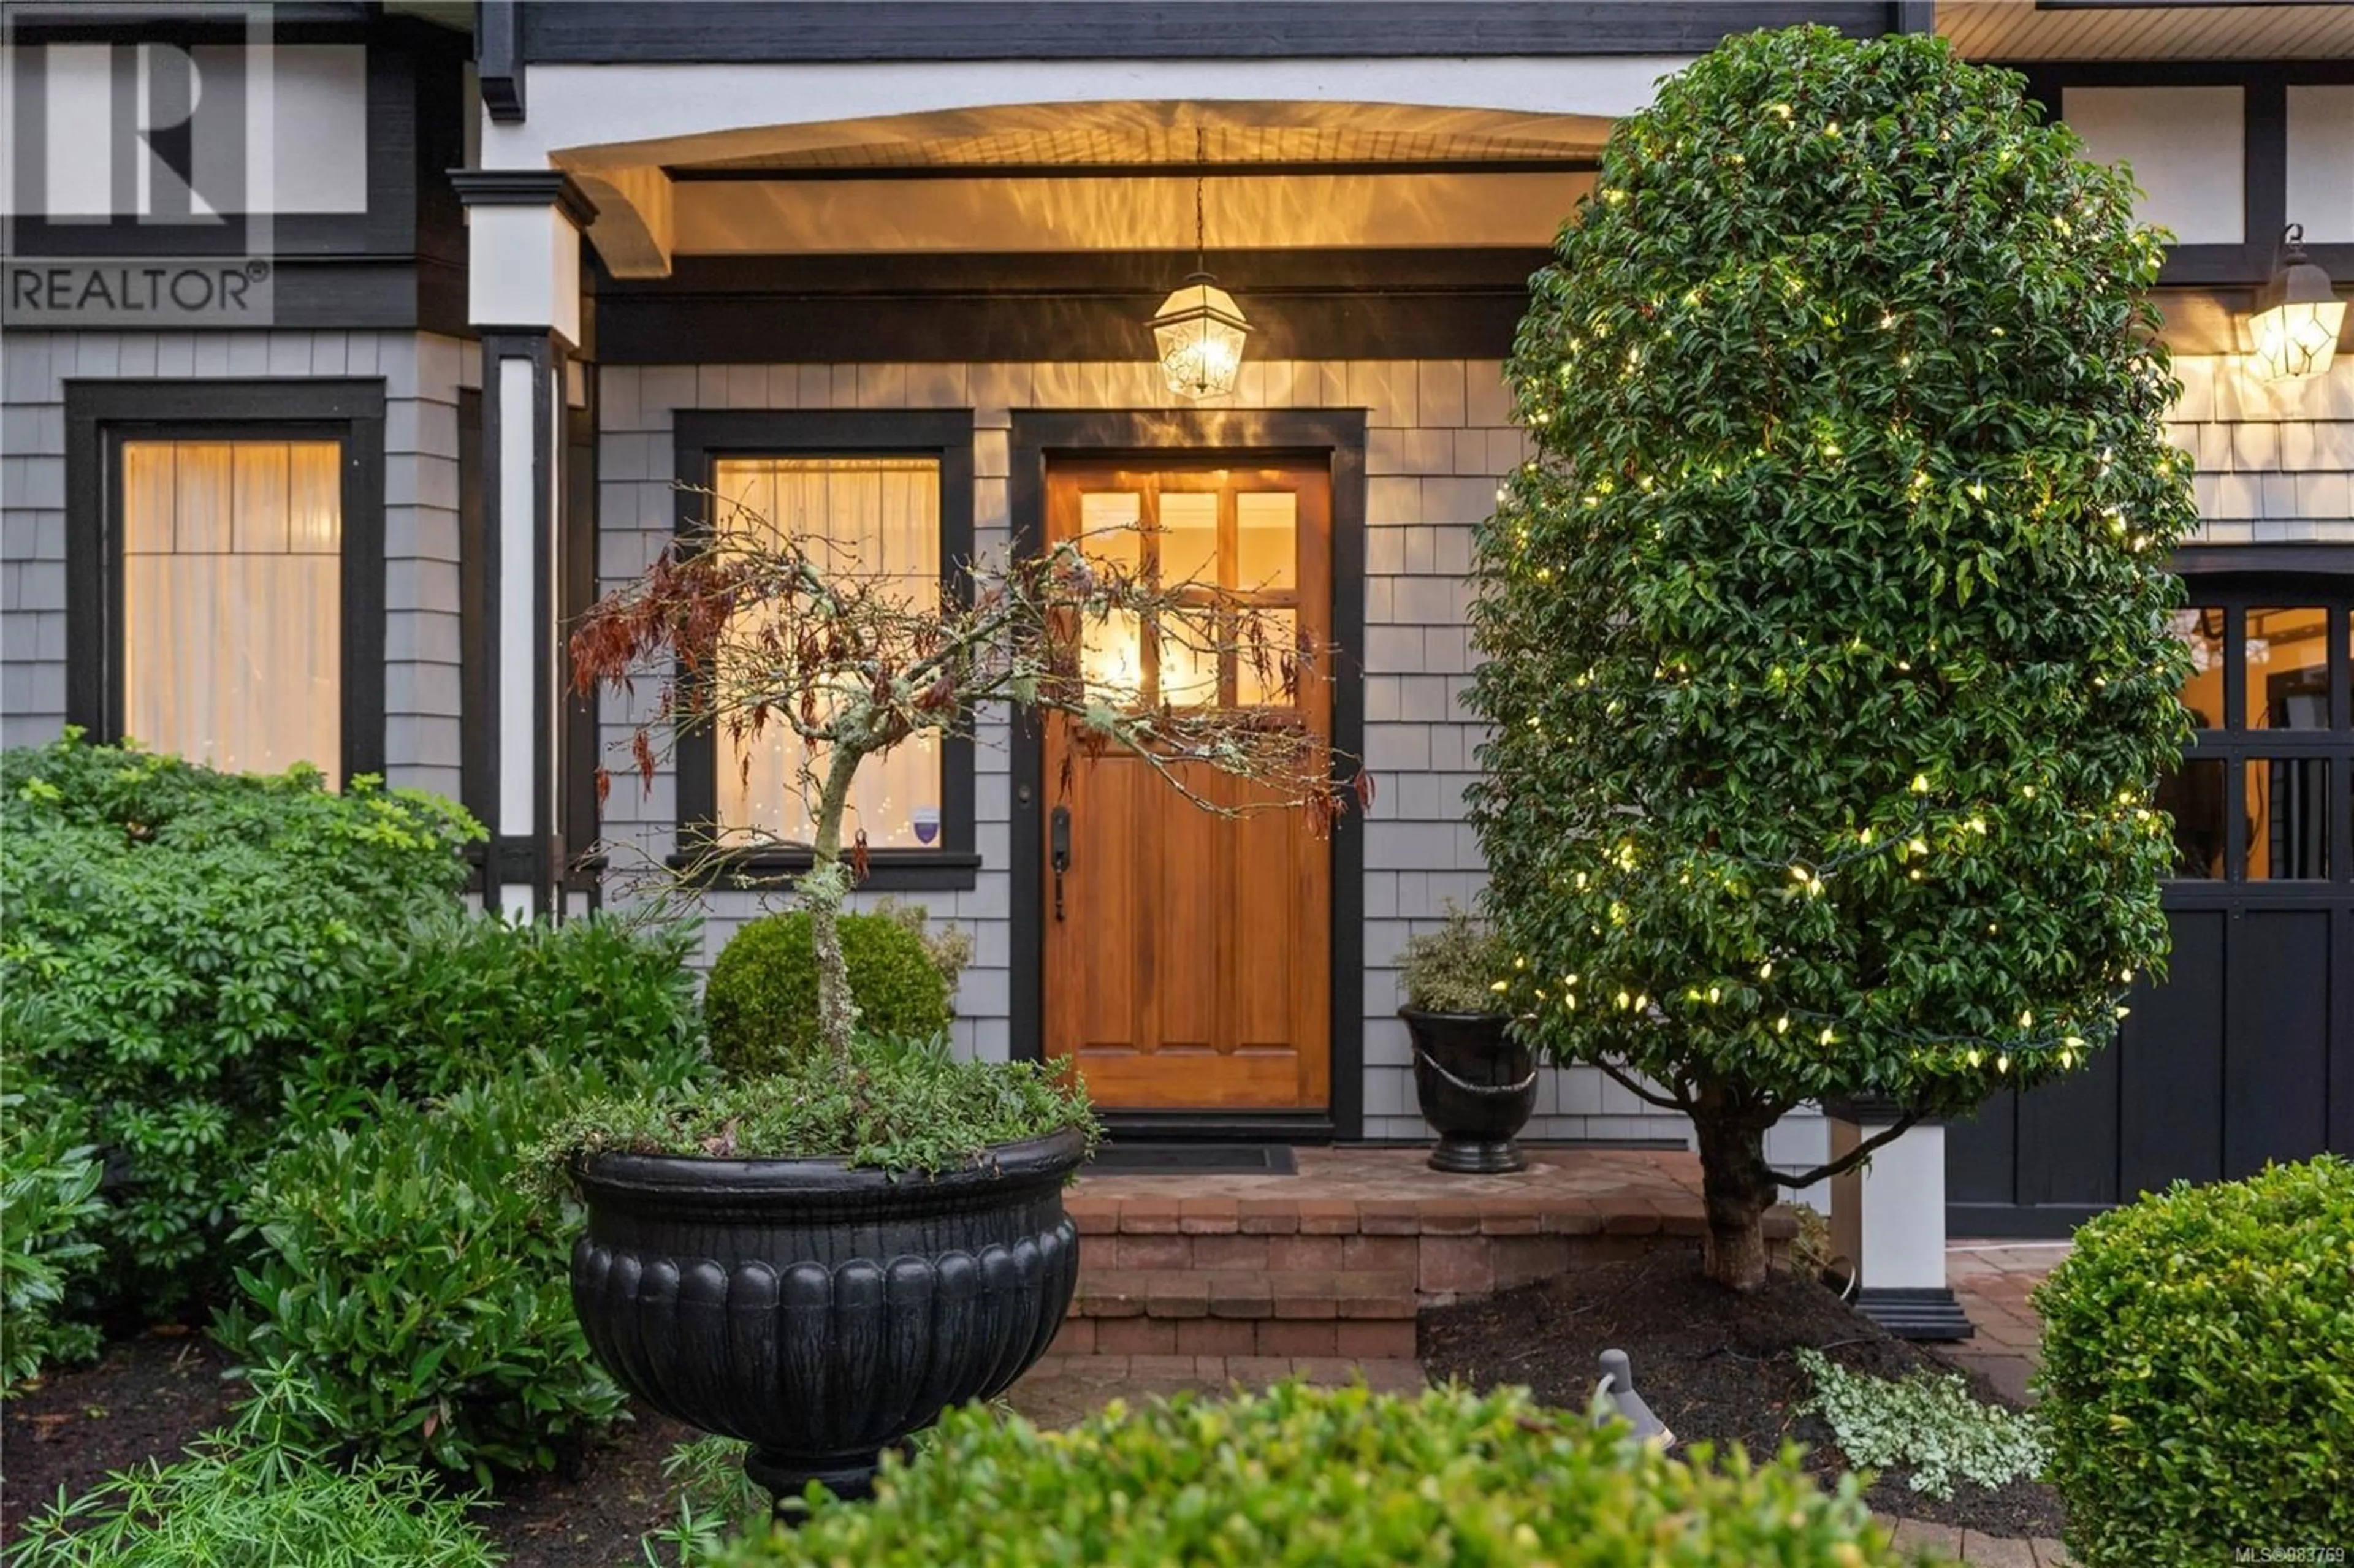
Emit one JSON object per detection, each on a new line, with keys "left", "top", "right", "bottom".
{"left": 1049, "top": 805, "right": 1072, "bottom": 921}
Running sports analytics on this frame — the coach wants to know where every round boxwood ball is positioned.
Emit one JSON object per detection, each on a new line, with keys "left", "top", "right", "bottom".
{"left": 706, "top": 911, "right": 952, "bottom": 1075}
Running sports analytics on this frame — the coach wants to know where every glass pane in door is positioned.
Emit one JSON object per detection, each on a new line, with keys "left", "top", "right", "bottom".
{"left": 2171, "top": 607, "right": 2226, "bottom": 731}
{"left": 2245, "top": 758, "right": 2330, "bottom": 878}
{"left": 2154, "top": 757, "right": 2227, "bottom": 879}
{"left": 2245, "top": 607, "right": 2329, "bottom": 729}
{"left": 1235, "top": 492, "right": 1297, "bottom": 591}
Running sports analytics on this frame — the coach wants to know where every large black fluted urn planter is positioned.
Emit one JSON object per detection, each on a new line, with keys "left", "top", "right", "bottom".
{"left": 569, "top": 1126, "right": 1085, "bottom": 1511}
{"left": 1401, "top": 1008, "right": 1537, "bottom": 1174}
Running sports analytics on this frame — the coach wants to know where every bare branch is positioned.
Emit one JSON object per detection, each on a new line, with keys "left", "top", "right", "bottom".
{"left": 1776, "top": 1112, "right": 1925, "bottom": 1190}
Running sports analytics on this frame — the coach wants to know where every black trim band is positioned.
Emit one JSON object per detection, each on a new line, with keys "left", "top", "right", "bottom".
{"left": 521, "top": 2, "right": 1897, "bottom": 63}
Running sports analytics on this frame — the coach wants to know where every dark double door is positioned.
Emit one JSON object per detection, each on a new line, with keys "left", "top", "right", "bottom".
{"left": 1949, "top": 568, "right": 2354, "bottom": 1235}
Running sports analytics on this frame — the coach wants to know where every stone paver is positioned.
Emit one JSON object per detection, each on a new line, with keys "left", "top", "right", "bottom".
{"left": 1938, "top": 1240, "right": 2070, "bottom": 1405}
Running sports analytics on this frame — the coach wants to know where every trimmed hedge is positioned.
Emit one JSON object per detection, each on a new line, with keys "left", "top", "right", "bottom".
{"left": 716, "top": 1382, "right": 1929, "bottom": 1566}
{"left": 2034, "top": 1156, "right": 2354, "bottom": 1565}
{"left": 704, "top": 911, "right": 951, "bottom": 1075}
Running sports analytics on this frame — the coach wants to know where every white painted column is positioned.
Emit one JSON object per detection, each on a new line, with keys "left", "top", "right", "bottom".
{"left": 450, "top": 171, "right": 595, "bottom": 921}
{"left": 1827, "top": 1101, "right": 1972, "bottom": 1341}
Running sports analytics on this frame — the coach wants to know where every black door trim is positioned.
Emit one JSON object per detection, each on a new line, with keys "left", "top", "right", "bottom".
{"left": 1007, "top": 409, "right": 1368, "bottom": 1142}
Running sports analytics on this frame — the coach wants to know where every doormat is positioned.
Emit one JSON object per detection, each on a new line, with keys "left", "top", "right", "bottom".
{"left": 1084, "top": 1143, "right": 1299, "bottom": 1176}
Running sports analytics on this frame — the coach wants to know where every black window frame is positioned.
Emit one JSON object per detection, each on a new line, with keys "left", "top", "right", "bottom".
{"left": 669, "top": 408, "right": 978, "bottom": 892}
{"left": 2166, "top": 546, "right": 2354, "bottom": 897}
{"left": 63, "top": 378, "right": 387, "bottom": 783}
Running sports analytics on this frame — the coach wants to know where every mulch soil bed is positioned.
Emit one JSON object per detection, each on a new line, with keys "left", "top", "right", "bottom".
{"left": 1, "top": 1330, "right": 696, "bottom": 1566}
{"left": 1419, "top": 1249, "right": 2066, "bottom": 1539}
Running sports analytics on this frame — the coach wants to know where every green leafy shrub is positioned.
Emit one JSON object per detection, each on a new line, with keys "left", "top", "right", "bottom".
{"left": 7, "top": 1433, "right": 500, "bottom": 1567}
{"left": 215, "top": 1067, "right": 663, "bottom": 1484}
{"left": 1, "top": 1092, "right": 108, "bottom": 1390}
{"left": 1396, "top": 902, "right": 1512, "bottom": 1014}
{"left": 295, "top": 908, "right": 706, "bottom": 1107}
{"left": 0, "top": 736, "right": 478, "bottom": 1305}
{"left": 713, "top": 1382, "right": 1926, "bottom": 1565}
{"left": 531, "top": 1032, "right": 1095, "bottom": 1193}
{"left": 1465, "top": 26, "right": 2198, "bottom": 1285}
{"left": 704, "top": 910, "right": 954, "bottom": 1075}
{"left": 2033, "top": 1157, "right": 2354, "bottom": 1565}
{"left": 1794, "top": 1346, "right": 2046, "bottom": 1499}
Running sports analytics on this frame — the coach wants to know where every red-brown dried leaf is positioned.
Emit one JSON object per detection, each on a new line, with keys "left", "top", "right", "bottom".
{"left": 850, "top": 829, "right": 871, "bottom": 884}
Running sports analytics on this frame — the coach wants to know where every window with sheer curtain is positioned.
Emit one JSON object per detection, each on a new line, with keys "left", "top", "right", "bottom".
{"left": 119, "top": 439, "right": 343, "bottom": 785}
{"left": 710, "top": 455, "right": 945, "bottom": 850}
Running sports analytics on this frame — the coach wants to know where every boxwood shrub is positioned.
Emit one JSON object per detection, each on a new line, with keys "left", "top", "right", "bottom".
{"left": 0, "top": 737, "right": 478, "bottom": 1306}
{"left": 2033, "top": 1156, "right": 2354, "bottom": 1565}
{"left": 704, "top": 910, "right": 951, "bottom": 1076}
{"left": 716, "top": 1383, "right": 1926, "bottom": 1566}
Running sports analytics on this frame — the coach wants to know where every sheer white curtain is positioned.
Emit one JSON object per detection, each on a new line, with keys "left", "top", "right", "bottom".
{"left": 120, "top": 440, "right": 342, "bottom": 785}
{"left": 710, "top": 456, "right": 943, "bottom": 849}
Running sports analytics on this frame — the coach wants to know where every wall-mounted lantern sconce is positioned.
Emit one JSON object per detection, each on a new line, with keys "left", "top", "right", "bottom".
{"left": 2249, "top": 223, "right": 2344, "bottom": 383}
{"left": 1149, "top": 130, "right": 1251, "bottom": 400}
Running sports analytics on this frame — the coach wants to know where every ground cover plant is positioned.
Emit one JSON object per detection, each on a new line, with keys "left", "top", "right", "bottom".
{"left": 1794, "top": 1345, "right": 2046, "bottom": 1500}
{"left": 1467, "top": 25, "right": 2200, "bottom": 1287}
{"left": 0, "top": 737, "right": 479, "bottom": 1308}
{"left": 2034, "top": 1155, "right": 2354, "bottom": 1565}
{"left": 709, "top": 1382, "right": 1927, "bottom": 1565}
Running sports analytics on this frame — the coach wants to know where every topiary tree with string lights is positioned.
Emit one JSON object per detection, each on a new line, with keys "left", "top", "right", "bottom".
{"left": 1466, "top": 26, "right": 2200, "bottom": 1290}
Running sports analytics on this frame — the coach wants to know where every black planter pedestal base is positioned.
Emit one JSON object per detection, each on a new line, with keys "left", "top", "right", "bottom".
{"left": 749, "top": 1448, "right": 882, "bottom": 1516}
{"left": 1430, "top": 1135, "right": 1526, "bottom": 1174}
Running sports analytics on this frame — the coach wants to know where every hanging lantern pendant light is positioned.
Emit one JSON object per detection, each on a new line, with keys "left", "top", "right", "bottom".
{"left": 1150, "top": 129, "right": 1251, "bottom": 399}
{"left": 2249, "top": 223, "right": 2345, "bottom": 383}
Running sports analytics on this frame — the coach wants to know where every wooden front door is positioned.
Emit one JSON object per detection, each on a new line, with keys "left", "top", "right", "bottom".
{"left": 1042, "top": 460, "right": 1333, "bottom": 1111}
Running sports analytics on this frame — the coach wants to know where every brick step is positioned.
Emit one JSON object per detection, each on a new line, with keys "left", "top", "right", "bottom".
{"left": 1074, "top": 1268, "right": 1417, "bottom": 1322}
{"left": 1055, "top": 1268, "right": 1419, "bottom": 1360}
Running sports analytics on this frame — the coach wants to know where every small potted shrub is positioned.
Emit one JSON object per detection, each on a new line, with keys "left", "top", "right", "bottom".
{"left": 1397, "top": 905, "right": 1533, "bottom": 1173}
{"left": 557, "top": 500, "right": 1360, "bottom": 1510}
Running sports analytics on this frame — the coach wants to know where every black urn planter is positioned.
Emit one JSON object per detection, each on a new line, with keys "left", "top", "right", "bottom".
{"left": 1401, "top": 1007, "right": 1537, "bottom": 1174}
{"left": 569, "top": 1126, "right": 1085, "bottom": 1511}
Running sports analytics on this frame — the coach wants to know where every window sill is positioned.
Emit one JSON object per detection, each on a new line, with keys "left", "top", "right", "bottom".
{"left": 665, "top": 847, "right": 983, "bottom": 893}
